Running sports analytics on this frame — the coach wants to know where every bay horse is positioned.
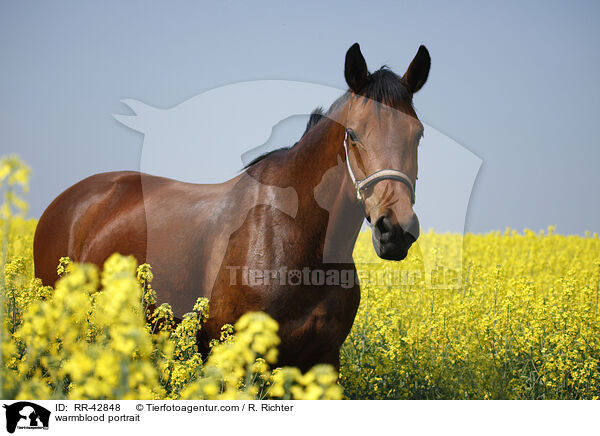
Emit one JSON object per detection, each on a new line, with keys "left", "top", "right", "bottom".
{"left": 33, "top": 43, "right": 430, "bottom": 371}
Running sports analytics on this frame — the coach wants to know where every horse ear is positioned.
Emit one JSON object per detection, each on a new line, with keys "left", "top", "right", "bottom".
{"left": 403, "top": 45, "right": 431, "bottom": 93}
{"left": 345, "top": 43, "right": 369, "bottom": 92}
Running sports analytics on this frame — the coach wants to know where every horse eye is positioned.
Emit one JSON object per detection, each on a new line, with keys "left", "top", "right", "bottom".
{"left": 346, "top": 128, "right": 359, "bottom": 143}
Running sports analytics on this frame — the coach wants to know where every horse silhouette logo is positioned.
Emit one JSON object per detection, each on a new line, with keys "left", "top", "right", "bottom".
{"left": 113, "top": 80, "right": 482, "bottom": 296}
{"left": 2, "top": 402, "right": 50, "bottom": 433}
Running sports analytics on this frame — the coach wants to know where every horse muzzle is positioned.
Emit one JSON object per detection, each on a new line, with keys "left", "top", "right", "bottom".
{"left": 371, "top": 213, "right": 420, "bottom": 261}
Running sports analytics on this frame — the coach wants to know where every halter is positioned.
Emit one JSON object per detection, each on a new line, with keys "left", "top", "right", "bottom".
{"left": 343, "top": 128, "right": 416, "bottom": 207}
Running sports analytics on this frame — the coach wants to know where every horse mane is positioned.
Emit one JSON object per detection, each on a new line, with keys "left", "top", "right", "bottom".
{"left": 242, "top": 107, "right": 325, "bottom": 170}
{"left": 243, "top": 67, "right": 413, "bottom": 170}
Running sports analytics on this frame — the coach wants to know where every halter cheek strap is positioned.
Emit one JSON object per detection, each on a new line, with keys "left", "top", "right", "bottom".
{"left": 343, "top": 129, "right": 416, "bottom": 205}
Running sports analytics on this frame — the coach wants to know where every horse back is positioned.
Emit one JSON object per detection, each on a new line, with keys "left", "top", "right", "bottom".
{"left": 33, "top": 171, "right": 149, "bottom": 286}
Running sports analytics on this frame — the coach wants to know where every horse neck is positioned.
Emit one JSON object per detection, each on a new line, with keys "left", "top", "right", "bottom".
{"left": 288, "top": 114, "right": 365, "bottom": 264}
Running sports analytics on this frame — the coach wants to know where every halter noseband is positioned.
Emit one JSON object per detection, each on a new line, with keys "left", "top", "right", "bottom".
{"left": 343, "top": 128, "right": 416, "bottom": 206}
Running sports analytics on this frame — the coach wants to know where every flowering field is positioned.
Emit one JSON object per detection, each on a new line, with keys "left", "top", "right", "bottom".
{"left": 342, "top": 230, "right": 600, "bottom": 399}
{"left": 1, "top": 155, "right": 600, "bottom": 399}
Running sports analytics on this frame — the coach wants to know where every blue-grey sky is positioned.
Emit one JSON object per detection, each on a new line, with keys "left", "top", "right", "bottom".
{"left": 1, "top": 0, "right": 599, "bottom": 234}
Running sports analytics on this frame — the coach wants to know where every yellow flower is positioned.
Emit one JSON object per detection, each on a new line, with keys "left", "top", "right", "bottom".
{"left": 4, "top": 153, "right": 600, "bottom": 401}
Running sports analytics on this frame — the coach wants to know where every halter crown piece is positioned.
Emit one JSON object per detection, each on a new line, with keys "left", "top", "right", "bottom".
{"left": 343, "top": 100, "right": 416, "bottom": 207}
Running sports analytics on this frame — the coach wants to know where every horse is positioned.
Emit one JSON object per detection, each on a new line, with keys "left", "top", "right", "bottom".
{"left": 33, "top": 43, "right": 430, "bottom": 371}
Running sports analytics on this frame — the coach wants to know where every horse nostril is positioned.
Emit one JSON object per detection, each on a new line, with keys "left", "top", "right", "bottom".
{"left": 375, "top": 216, "right": 396, "bottom": 241}
{"left": 375, "top": 216, "right": 386, "bottom": 234}
{"left": 376, "top": 214, "right": 419, "bottom": 243}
